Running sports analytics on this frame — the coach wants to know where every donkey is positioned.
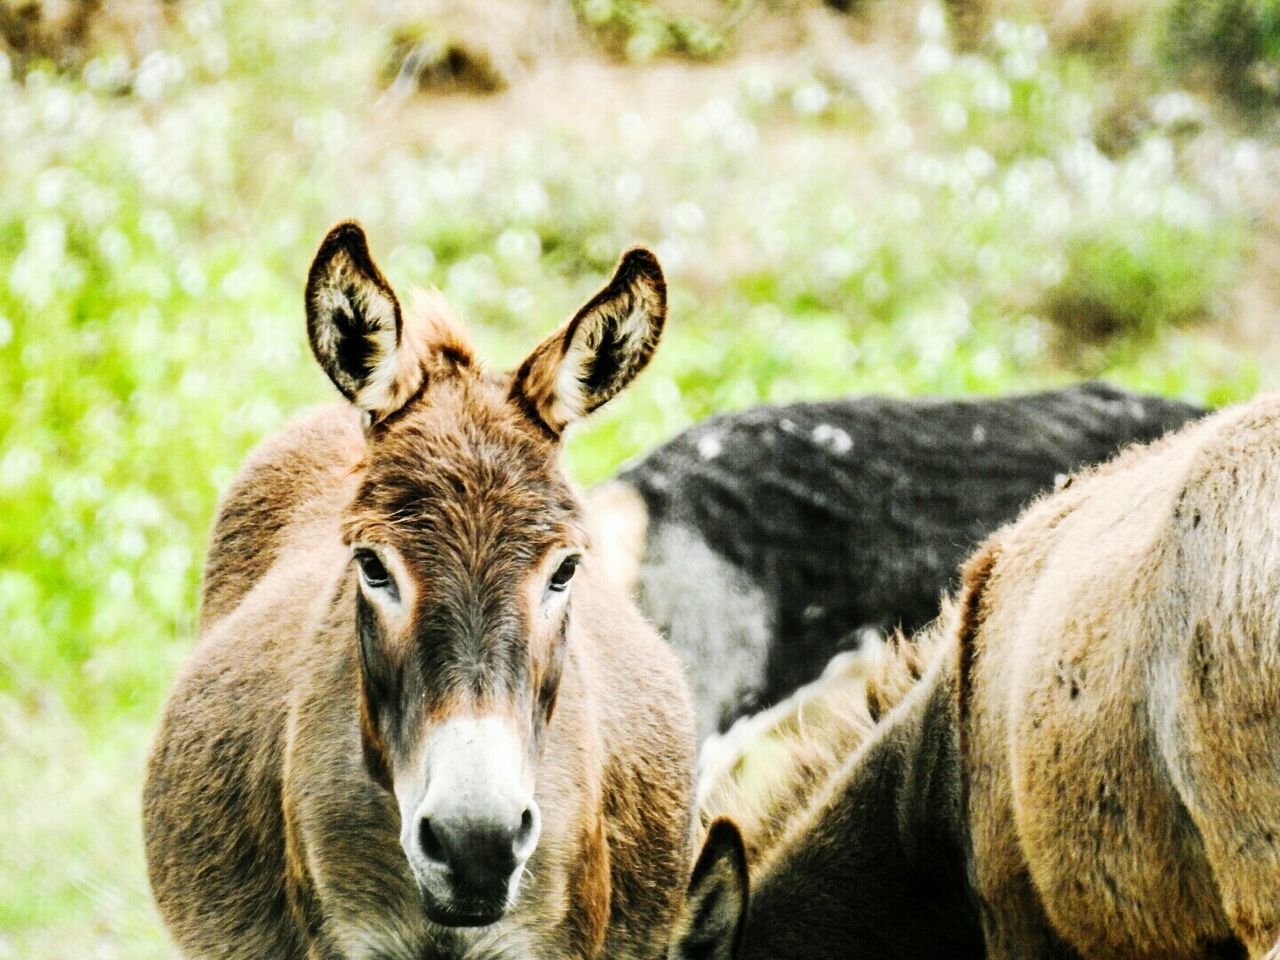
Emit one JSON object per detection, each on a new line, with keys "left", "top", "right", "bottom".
{"left": 143, "top": 222, "right": 696, "bottom": 960}
{"left": 591, "top": 384, "right": 1205, "bottom": 736}
{"left": 670, "top": 394, "right": 1280, "bottom": 960}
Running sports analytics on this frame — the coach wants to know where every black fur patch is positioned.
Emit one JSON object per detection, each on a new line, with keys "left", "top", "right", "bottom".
{"left": 356, "top": 592, "right": 396, "bottom": 708}
{"left": 1201, "top": 938, "right": 1247, "bottom": 960}
{"left": 567, "top": 247, "right": 664, "bottom": 415}
{"left": 621, "top": 382, "right": 1206, "bottom": 730}
{"left": 677, "top": 820, "right": 748, "bottom": 960}
{"left": 583, "top": 305, "right": 628, "bottom": 397}
{"left": 305, "top": 221, "right": 402, "bottom": 404}
{"left": 331, "top": 282, "right": 380, "bottom": 387}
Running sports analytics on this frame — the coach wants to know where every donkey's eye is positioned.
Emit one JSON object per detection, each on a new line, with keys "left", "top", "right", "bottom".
{"left": 355, "top": 550, "right": 391, "bottom": 590}
{"left": 548, "top": 556, "right": 580, "bottom": 593}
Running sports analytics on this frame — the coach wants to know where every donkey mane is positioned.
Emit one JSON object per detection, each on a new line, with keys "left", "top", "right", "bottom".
{"left": 697, "top": 611, "right": 952, "bottom": 862}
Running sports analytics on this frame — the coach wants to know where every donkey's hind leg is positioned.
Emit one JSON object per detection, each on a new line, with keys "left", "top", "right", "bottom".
{"left": 1162, "top": 629, "right": 1280, "bottom": 958}
{"left": 1173, "top": 741, "right": 1280, "bottom": 954}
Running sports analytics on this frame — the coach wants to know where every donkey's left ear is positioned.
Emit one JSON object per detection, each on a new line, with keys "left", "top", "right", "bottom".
{"left": 512, "top": 247, "right": 666, "bottom": 437}
{"left": 305, "top": 221, "right": 425, "bottom": 422}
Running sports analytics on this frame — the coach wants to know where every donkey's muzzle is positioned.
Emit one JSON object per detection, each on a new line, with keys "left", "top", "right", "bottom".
{"left": 415, "top": 801, "right": 540, "bottom": 925}
{"left": 401, "top": 716, "right": 541, "bottom": 927}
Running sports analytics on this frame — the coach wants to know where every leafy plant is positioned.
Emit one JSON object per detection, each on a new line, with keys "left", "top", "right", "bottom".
{"left": 572, "top": 0, "right": 738, "bottom": 60}
{"left": 1166, "top": 0, "right": 1280, "bottom": 103}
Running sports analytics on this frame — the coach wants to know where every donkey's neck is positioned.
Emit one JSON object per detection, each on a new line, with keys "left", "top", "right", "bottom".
{"left": 742, "top": 659, "right": 984, "bottom": 960}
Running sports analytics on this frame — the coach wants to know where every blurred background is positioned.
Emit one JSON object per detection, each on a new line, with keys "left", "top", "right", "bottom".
{"left": 2, "top": 0, "right": 1280, "bottom": 954}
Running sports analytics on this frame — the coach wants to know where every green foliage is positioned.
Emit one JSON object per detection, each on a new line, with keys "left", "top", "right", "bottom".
{"left": 573, "top": 0, "right": 737, "bottom": 60}
{"left": 1166, "top": 0, "right": 1280, "bottom": 103}
{"left": 1049, "top": 218, "right": 1240, "bottom": 343}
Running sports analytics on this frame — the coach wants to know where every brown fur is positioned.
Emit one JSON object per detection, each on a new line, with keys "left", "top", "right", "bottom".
{"left": 962, "top": 396, "right": 1280, "bottom": 959}
{"left": 145, "top": 224, "right": 695, "bottom": 960}
{"left": 674, "top": 393, "right": 1280, "bottom": 960}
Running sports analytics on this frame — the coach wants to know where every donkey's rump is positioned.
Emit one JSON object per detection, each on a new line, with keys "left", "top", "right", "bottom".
{"left": 963, "top": 397, "right": 1280, "bottom": 959}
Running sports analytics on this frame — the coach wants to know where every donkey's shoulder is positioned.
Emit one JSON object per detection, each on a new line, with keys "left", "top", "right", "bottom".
{"left": 201, "top": 403, "right": 363, "bottom": 629}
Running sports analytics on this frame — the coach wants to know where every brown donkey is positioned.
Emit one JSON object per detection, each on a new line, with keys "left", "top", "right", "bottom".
{"left": 672, "top": 395, "right": 1280, "bottom": 960}
{"left": 144, "top": 222, "right": 696, "bottom": 960}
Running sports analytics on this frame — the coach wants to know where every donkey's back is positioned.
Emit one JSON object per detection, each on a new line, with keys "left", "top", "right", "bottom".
{"left": 200, "top": 404, "right": 362, "bottom": 628}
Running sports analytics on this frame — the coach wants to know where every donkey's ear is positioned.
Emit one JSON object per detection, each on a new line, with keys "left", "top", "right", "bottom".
{"left": 306, "top": 221, "right": 424, "bottom": 422}
{"left": 668, "top": 819, "right": 749, "bottom": 960}
{"left": 512, "top": 247, "right": 665, "bottom": 437}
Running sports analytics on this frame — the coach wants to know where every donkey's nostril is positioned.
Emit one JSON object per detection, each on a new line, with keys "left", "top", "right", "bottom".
{"left": 518, "top": 807, "right": 535, "bottom": 842}
{"left": 418, "top": 817, "right": 447, "bottom": 866}
{"left": 514, "top": 803, "right": 540, "bottom": 859}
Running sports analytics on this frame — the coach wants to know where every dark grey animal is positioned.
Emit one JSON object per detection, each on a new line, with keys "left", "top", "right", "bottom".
{"left": 590, "top": 383, "right": 1205, "bottom": 735}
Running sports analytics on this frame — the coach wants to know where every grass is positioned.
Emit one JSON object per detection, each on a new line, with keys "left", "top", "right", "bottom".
{"left": 0, "top": 0, "right": 1275, "bottom": 954}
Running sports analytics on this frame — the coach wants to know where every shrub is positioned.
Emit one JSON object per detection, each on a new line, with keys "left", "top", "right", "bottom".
{"left": 1046, "top": 219, "right": 1239, "bottom": 343}
{"left": 573, "top": 0, "right": 733, "bottom": 60}
{"left": 0, "top": 0, "right": 173, "bottom": 78}
{"left": 1166, "top": 0, "right": 1280, "bottom": 104}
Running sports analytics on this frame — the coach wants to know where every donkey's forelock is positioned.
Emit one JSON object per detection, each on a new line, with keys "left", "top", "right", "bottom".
{"left": 346, "top": 377, "right": 585, "bottom": 550}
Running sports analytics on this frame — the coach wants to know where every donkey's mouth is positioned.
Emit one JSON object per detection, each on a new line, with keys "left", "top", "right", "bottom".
{"left": 415, "top": 869, "right": 518, "bottom": 929}
{"left": 420, "top": 892, "right": 509, "bottom": 929}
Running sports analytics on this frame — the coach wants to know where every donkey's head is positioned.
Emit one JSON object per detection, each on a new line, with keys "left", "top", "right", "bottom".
{"left": 305, "top": 222, "right": 666, "bottom": 927}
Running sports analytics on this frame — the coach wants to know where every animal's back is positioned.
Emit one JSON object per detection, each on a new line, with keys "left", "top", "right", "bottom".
{"left": 961, "top": 396, "right": 1280, "bottom": 959}
{"left": 200, "top": 403, "right": 363, "bottom": 628}
{"left": 613, "top": 382, "right": 1205, "bottom": 733}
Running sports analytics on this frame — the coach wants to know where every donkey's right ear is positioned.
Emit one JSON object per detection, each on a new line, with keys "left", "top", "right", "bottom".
{"left": 511, "top": 247, "right": 665, "bottom": 438}
{"left": 667, "top": 819, "right": 749, "bottom": 960}
{"left": 305, "top": 221, "right": 424, "bottom": 423}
